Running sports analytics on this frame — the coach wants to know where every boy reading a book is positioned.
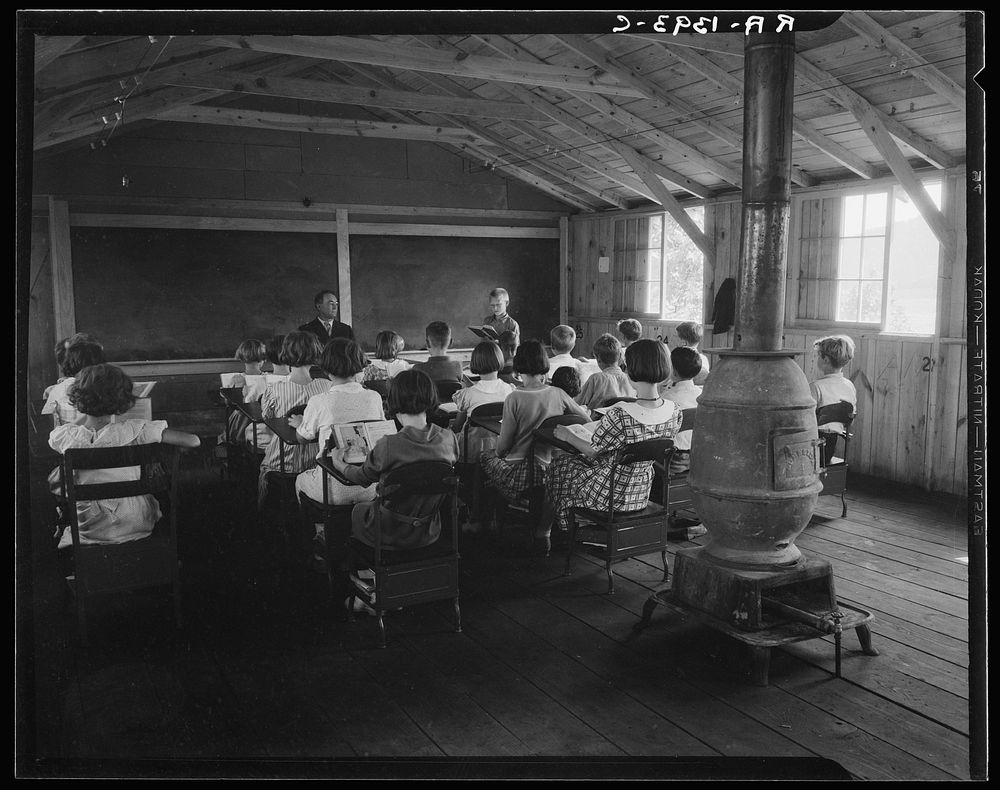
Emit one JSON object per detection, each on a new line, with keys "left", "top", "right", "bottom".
{"left": 482, "top": 287, "right": 520, "bottom": 347}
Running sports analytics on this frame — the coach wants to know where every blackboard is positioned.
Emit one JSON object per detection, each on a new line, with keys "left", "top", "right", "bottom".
{"left": 71, "top": 228, "right": 560, "bottom": 360}
{"left": 71, "top": 228, "right": 338, "bottom": 360}
{"left": 350, "top": 235, "right": 560, "bottom": 352}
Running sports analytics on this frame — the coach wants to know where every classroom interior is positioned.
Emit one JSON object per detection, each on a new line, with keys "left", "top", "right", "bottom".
{"left": 18, "top": 12, "right": 983, "bottom": 781}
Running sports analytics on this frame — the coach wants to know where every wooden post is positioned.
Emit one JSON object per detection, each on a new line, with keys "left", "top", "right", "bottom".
{"left": 559, "top": 216, "right": 569, "bottom": 326}
{"left": 336, "top": 208, "right": 352, "bottom": 325}
{"left": 48, "top": 197, "right": 76, "bottom": 341}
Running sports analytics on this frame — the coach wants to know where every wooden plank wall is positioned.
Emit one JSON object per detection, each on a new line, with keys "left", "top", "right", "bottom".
{"left": 566, "top": 175, "right": 968, "bottom": 497}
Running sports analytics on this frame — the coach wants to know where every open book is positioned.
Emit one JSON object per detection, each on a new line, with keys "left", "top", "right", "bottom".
{"left": 333, "top": 419, "right": 398, "bottom": 463}
{"left": 468, "top": 325, "right": 499, "bottom": 340}
{"left": 109, "top": 381, "right": 157, "bottom": 423}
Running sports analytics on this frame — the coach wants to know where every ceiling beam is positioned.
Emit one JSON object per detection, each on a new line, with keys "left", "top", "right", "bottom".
{"left": 427, "top": 35, "right": 709, "bottom": 200}
{"left": 664, "top": 44, "right": 876, "bottom": 180}
{"left": 794, "top": 53, "right": 957, "bottom": 169}
{"left": 405, "top": 65, "right": 677, "bottom": 203}
{"left": 204, "top": 35, "right": 649, "bottom": 99}
{"left": 555, "top": 34, "right": 743, "bottom": 148}
{"left": 837, "top": 11, "right": 965, "bottom": 111}
{"left": 609, "top": 140, "right": 715, "bottom": 262}
{"left": 166, "top": 69, "right": 552, "bottom": 122}
{"left": 840, "top": 91, "right": 956, "bottom": 259}
{"left": 338, "top": 63, "right": 614, "bottom": 210}
{"left": 478, "top": 34, "right": 744, "bottom": 188}
{"left": 149, "top": 105, "right": 483, "bottom": 145}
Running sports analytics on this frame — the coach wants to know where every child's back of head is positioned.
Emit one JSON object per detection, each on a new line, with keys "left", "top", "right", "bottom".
{"left": 670, "top": 346, "right": 703, "bottom": 382}
{"left": 281, "top": 330, "right": 323, "bottom": 368}
{"left": 62, "top": 338, "right": 107, "bottom": 379}
{"left": 675, "top": 321, "right": 703, "bottom": 348}
{"left": 375, "top": 330, "right": 405, "bottom": 360}
{"left": 235, "top": 339, "right": 267, "bottom": 364}
{"left": 425, "top": 321, "right": 452, "bottom": 352}
{"left": 551, "top": 365, "right": 582, "bottom": 398}
{"left": 470, "top": 341, "right": 504, "bottom": 376}
{"left": 814, "top": 334, "right": 855, "bottom": 370}
{"left": 550, "top": 324, "right": 576, "bottom": 355}
{"left": 513, "top": 339, "right": 550, "bottom": 377}
{"left": 616, "top": 319, "right": 642, "bottom": 344}
{"left": 69, "top": 363, "right": 136, "bottom": 418}
{"left": 593, "top": 333, "right": 623, "bottom": 370}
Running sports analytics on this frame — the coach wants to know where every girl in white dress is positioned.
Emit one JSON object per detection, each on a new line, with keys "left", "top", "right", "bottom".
{"left": 48, "top": 364, "right": 200, "bottom": 554}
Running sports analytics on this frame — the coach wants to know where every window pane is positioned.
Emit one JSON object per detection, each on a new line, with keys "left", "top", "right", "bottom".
{"left": 861, "top": 236, "right": 885, "bottom": 279}
{"left": 860, "top": 281, "right": 883, "bottom": 323}
{"left": 838, "top": 237, "right": 862, "bottom": 279}
{"left": 837, "top": 281, "right": 860, "bottom": 322}
{"left": 647, "top": 248, "right": 662, "bottom": 282}
{"left": 648, "top": 215, "right": 663, "bottom": 248}
{"left": 647, "top": 282, "right": 661, "bottom": 314}
{"left": 843, "top": 194, "right": 865, "bottom": 236}
{"left": 864, "top": 192, "right": 888, "bottom": 234}
{"left": 886, "top": 181, "right": 942, "bottom": 334}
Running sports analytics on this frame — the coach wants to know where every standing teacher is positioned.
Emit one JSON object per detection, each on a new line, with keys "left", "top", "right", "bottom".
{"left": 300, "top": 289, "right": 354, "bottom": 345}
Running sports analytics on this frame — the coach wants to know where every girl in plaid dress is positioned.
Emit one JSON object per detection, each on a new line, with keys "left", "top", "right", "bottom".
{"left": 480, "top": 339, "right": 589, "bottom": 504}
{"left": 543, "top": 340, "right": 681, "bottom": 540}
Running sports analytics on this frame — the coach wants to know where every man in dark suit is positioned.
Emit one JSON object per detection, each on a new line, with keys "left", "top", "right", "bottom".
{"left": 299, "top": 289, "right": 354, "bottom": 345}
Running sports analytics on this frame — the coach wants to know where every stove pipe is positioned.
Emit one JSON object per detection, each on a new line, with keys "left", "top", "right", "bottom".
{"left": 688, "top": 32, "right": 823, "bottom": 569}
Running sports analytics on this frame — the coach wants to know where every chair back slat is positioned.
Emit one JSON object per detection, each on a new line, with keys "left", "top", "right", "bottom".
{"left": 816, "top": 400, "right": 856, "bottom": 430}
{"left": 435, "top": 380, "right": 463, "bottom": 401}
{"left": 380, "top": 461, "right": 458, "bottom": 499}
{"left": 469, "top": 401, "right": 505, "bottom": 419}
{"left": 617, "top": 437, "right": 675, "bottom": 466}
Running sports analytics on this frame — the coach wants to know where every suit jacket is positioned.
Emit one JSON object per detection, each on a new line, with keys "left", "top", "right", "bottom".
{"left": 299, "top": 317, "right": 354, "bottom": 345}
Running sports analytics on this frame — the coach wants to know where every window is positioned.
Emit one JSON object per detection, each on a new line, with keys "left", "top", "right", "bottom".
{"left": 834, "top": 181, "right": 942, "bottom": 334}
{"left": 612, "top": 207, "right": 704, "bottom": 319}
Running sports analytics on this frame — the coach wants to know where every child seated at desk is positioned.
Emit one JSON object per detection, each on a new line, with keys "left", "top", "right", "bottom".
{"left": 575, "top": 333, "right": 635, "bottom": 411}
{"left": 223, "top": 338, "right": 268, "bottom": 448}
{"left": 480, "top": 339, "right": 590, "bottom": 515}
{"left": 47, "top": 363, "right": 199, "bottom": 555}
{"left": 363, "top": 330, "right": 412, "bottom": 382}
{"left": 541, "top": 340, "right": 682, "bottom": 551}
{"left": 411, "top": 321, "right": 463, "bottom": 384}
{"left": 42, "top": 336, "right": 107, "bottom": 427}
{"left": 660, "top": 346, "right": 703, "bottom": 476}
{"left": 256, "top": 331, "right": 330, "bottom": 508}
{"left": 546, "top": 324, "right": 597, "bottom": 386}
{"left": 289, "top": 338, "right": 385, "bottom": 523}
{"left": 674, "top": 321, "right": 710, "bottom": 386}
{"left": 324, "top": 369, "right": 460, "bottom": 552}
{"left": 810, "top": 334, "right": 858, "bottom": 463}
{"left": 497, "top": 330, "right": 519, "bottom": 386}
{"left": 451, "top": 341, "right": 514, "bottom": 462}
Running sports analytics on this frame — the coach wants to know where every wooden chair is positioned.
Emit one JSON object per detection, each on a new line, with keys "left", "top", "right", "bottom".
{"left": 817, "top": 401, "right": 856, "bottom": 518}
{"left": 59, "top": 443, "right": 183, "bottom": 644}
{"left": 344, "top": 460, "right": 462, "bottom": 648}
{"left": 430, "top": 379, "right": 463, "bottom": 428}
{"left": 461, "top": 400, "right": 505, "bottom": 521}
{"left": 563, "top": 437, "right": 677, "bottom": 594}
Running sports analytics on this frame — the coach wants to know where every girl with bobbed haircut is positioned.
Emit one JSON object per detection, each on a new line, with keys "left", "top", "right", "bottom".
{"left": 513, "top": 338, "right": 550, "bottom": 377}
{"left": 42, "top": 337, "right": 108, "bottom": 426}
{"left": 279, "top": 330, "right": 323, "bottom": 368}
{"left": 363, "top": 330, "right": 412, "bottom": 382}
{"left": 625, "top": 339, "right": 672, "bottom": 384}
{"left": 452, "top": 342, "right": 515, "bottom": 465}
{"left": 321, "top": 338, "right": 368, "bottom": 380}
{"left": 68, "top": 363, "right": 135, "bottom": 417}
{"left": 235, "top": 338, "right": 267, "bottom": 364}
{"left": 469, "top": 340, "right": 504, "bottom": 376}
{"left": 387, "top": 368, "right": 439, "bottom": 417}
{"left": 542, "top": 337, "right": 682, "bottom": 554}
{"left": 48, "top": 364, "right": 199, "bottom": 552}
{"left": 323, "top": 367, "right": 461, "bottom": 568}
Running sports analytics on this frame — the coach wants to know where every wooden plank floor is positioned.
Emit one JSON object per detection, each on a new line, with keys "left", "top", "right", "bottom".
{"left": 19, "top": 451, "right": 972, "bottom": 780}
